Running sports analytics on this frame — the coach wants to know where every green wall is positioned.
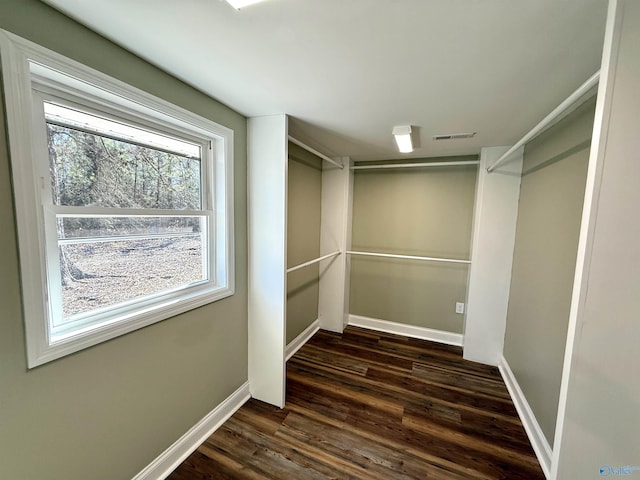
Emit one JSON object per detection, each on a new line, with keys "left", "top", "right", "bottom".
{"left": 349, "top": 159, "right": 477, "bottom": 333}
{"left": 503, "top": 98, "right": 595, "bottom": 446}
{"left": 0, "top": 2, "right": 248, "bottom": 479}
{"left": 286, "top": 142, "right": 322, "bottom": 343}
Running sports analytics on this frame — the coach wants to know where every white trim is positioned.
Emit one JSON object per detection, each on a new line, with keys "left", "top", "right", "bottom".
{"left": 50, "top": 206, "right": 209, "bottom": 217}
{"left": 498, "top": 356, "right": 552, "bottom": 479}
{"left": 0, "top": 29, "right": 235, "bottom": 368}
{"left": 348, "top": 314, "right": 463, "bottom": 346}
{"left": 132, "top": 382, "right": 250, "bottom": 480}
{"left": 286, "top": 319, "right": 320, "bottom": 361}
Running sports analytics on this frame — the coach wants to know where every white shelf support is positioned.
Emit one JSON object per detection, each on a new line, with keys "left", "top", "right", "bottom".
{"left": 318, "top": 157, "right": 353, "bottom": 333}
{"left": 248, "top": 114, "right": 288, "bottom": 408}
{"left": 487, "top": 71, "right": 600, "bottom": 173}
{"left": 286, "top": 251, "right": 342, "bottom": 273}
{"left": 347, "top": 250, "right": 471, "bottom": 265}
{"left": 464, "top": 146, "right": 523, "bottom": 366}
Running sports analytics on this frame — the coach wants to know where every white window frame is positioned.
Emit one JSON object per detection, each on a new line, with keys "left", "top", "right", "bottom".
{"left": 0, "top": 30, "right": 235, "bottom": 367}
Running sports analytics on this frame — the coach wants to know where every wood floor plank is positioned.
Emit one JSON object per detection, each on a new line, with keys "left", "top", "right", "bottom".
{"left": 412, "top": 362, "right": 511, "bottom": 399}
{"left": 167, "top": 326, "right": 545, "bottom": 480}
{"left": 285, "top": 401, "right": 494, "bottom": 480}
{"left": 278, "top": 411, "right": 472, "bottom": 480}
{"left": 402, "top": 402, "right": 536, "bottom": 454}
{"left": 205, "top": 424, "right": 332, "bottom": 480}
{"left": 289, "top": 357, "right": 521, "bottom": 424}
{"left": 402, "top": 413, "right": 541, "bottom": 470}
{"left": 293, "top": 343, "right": 370, "bottom": 376}
{"left": 169, "top": 448, "right": 269, "bottom": 480}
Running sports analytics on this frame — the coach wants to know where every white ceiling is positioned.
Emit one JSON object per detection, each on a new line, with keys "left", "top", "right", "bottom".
{"left": 41, "top": 0, "right": 608, "bottom": 160}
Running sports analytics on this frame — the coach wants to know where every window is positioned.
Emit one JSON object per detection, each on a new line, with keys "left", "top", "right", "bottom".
{"left": 0, "top": 31, "right": 234, "bottom": 367}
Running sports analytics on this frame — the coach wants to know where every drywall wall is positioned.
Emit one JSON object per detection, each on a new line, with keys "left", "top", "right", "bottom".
{"left": 350, "top": 257, "right": 470, "bottom": 333}
{"left": 0, "top": 2, "right": 248, "bottom": 479}
{"left": 286, "top": 142, "right": 322, "bottom": 343}
{"left": 247, "top": 114, "right": 287, "bottom": 408}
{"left": 503, "top": 99, "right": 595, "bottom": 446}
{"left": 464, "top": 146, "right": 523, "bottom": 366}
{"left": 349, "top": 159, "right": 477, "bottom": 333}
{"left": 553, "top": 1, "right": 640, "bottom": 477}
{"left": 318, "top": 156, "right": 352, "bottom": 333}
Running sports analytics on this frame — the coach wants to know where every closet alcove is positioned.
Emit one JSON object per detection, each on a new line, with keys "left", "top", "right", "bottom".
{"left": 247, "top": 114, "right": 481, "bottom": 407}
{"left": 242, "top": 8, "right": 636, "bottom": 475}
{"left": 247, "top": 79, "right": 599, "bottom": 477}
{"left": 347, "top": 157, "right": 478, "bottom": 341}
{"left": 464, "top": 71, "right": 600, "bottom": 476}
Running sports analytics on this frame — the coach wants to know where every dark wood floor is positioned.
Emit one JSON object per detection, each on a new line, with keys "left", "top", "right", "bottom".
{"left": 168, "top": 327, "right": 545, "bottom": 480}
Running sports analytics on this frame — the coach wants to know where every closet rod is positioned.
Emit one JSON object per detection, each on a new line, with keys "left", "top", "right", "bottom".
{"left": 286, "top": 250, "right": 342, "bottom": 273}
{"left": 288, "top": 136, "right": 343, "bottom": 169}
{"left": 352, "top": 160, "right": 479, "bottom": 170}
{"left": 347, "top": 250, "right": 471, "bottom": 264}
{"left": 487, "top": 70, "right": 600, "bottom": 173}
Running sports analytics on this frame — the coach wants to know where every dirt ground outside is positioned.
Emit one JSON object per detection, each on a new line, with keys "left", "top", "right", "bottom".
{"left": 60, "top": 236, "right": 203, "bottom": 320}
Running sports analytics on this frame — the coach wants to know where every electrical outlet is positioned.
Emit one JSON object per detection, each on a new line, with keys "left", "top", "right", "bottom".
{"left": 455, "top": 302, "right": 465, "bottom": 314}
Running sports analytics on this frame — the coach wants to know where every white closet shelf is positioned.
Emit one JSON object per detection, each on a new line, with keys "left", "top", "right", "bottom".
{"left": 487, "top": 70, "right": 600, "bottom": 173}
{"left": 288, "top": 135, "right": 343, "bottom": 169}
{"left": 286, "top": 250, "right": 342, "bottom": 273}
{"left": 351, "top": 160, "right": 479, "bottom": 170}
{"left": 347, "top": 250, "right": 471, "bottom": 264}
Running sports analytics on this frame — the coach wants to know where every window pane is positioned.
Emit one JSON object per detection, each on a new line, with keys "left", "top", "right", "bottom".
{"left": 59, "top": 216, "right": 203, "bottom": 240}
{"left": 45, "top": 111, "right": 202, "bottom": 210}
{"left": 44, "top": 102, "right": 201, "bottom": 158}
{"left": 56, "top": 217, "right": 207, "bottom": 324}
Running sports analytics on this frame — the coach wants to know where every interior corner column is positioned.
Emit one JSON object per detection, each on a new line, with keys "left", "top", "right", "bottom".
{"left": 464, "top": 146, "right": 522, "bottom": 365}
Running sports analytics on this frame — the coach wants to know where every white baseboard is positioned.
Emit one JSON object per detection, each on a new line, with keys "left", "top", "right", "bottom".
{"left": 498, "top": 357, "right": 552, "bottom": 479}
{"left": 132, "top": 382, "right": 250, "bottom": 480}
{"left": 286, "top": 319, "right": 320, "bottom": 361}
{"left": 347, "top": 314, "right": 464, "bottom": 347}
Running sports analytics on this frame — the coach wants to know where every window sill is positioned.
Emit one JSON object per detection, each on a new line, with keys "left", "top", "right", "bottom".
{"left": 29, "top": 286, "right": 234, "bottom": 368}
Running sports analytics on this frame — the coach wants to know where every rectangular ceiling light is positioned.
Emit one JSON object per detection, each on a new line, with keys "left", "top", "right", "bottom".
{"left": 393, "top": 125, "right": 413, "bottom": 153}
{"left": 225, "top": 0, "right": 267, "bottom": 9}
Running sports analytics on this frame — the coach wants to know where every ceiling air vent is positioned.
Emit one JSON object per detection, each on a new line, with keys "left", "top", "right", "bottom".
{"left": 433, "top": 132, "right": 477, "bottom": 141}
